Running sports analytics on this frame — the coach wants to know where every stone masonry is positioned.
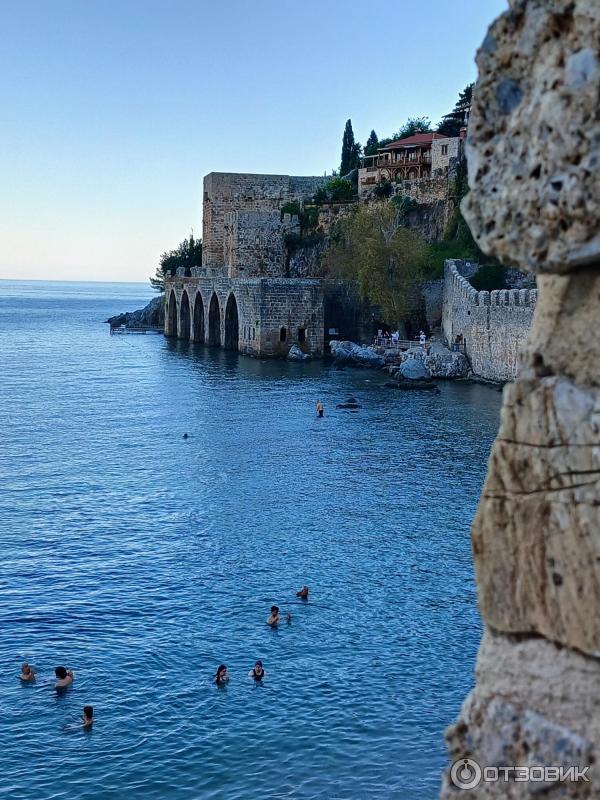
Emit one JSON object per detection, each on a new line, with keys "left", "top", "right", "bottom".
{"left": 442, "top": 259, "right": 537, "bottom": 382}
{"left": 441, "top": 1, "right": 600, "bottom": 797}
{"left": 165, "top": 172, "right": 329, "bottom": 357}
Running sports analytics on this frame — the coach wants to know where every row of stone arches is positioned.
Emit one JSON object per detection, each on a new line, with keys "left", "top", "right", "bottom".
{"left": 166, "top": 289, "right": 239, "bottom": 350}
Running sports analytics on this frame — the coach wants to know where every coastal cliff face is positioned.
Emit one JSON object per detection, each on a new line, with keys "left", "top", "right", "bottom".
{"left": 441, "top": 1, "right": 600, "bottom": 797}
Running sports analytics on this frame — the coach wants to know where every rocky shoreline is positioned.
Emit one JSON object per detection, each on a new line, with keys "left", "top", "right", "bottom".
{"left": 329, "top": 338, "right": 475, "bottom": 389}
{"left": 105, "top": 295, "right": 164, "bottom": 329}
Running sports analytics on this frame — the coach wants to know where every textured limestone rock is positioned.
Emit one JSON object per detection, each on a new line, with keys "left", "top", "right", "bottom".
{"left": 442, "top": 627, "right": 599, "bottom": 797}
{"left": 424, "top": 349, "right": 470, "bottom": 379}
{"left": 463, "top": 0, "right": 600, "bottom": 273}
{"left": 472, "top": 371, "right": 600, "bottom": 655}
{"left": 440, "top": 1, "right": 600, "bottom": 797}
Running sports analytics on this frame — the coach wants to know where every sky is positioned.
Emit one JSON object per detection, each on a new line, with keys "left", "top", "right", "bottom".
{"left": 0, "top": 0, "right": 507, "bottom": 283}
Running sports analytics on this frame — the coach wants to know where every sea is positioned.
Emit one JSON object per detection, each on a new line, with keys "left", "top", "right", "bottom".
{"left": 0, "top": 279, "right": 502, "bottom": 799}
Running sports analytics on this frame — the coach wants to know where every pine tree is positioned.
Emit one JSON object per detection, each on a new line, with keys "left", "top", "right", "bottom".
{"left": 364, "top": 129, "right": 379, "bottom": 157}
{"left": 340, "top": 119, "right": 361, "bottom": 176}
{"left": 437, "top": 84, "right": 473, "bottom": 137}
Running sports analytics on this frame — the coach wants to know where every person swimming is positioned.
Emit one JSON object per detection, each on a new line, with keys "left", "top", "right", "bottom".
{"left": 296, "top": 585, "right": 309, "bottom": 600}
{"left": 19, "top": 662, "right": 35, "bottom": 682}
{"left": 214, "top": 664, "right": 229, "bottom": 685}
{"left": 82, "top": 705, "right": 94, "bottom": 728}
{"left": 249, "top": 660, "right": 266, "bottom": 681}
{"left": 266, "top": 605, "right": 291, "bottom": 626}
{"left": 54, "top": 666, "right": 74, "bottom": 689}
{"left": 316, "top": 401, "right": 324, "bottom": 418}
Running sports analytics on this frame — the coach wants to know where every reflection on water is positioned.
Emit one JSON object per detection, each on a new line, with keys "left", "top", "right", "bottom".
{"left": 0, "top": 281, "right": 502, "bottom": 800}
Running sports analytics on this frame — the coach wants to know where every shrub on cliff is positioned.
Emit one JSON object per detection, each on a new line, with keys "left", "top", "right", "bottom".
{"left": 150, "top": 232, "right": 202, "bottom": 291}
{"left": 470, "top": 264, "right": 507, "bottom": 291}
{"left": 323, "top": 203, "right": 426, "bottom": 327}
{"left": 313, "top": 178, "right": 355, "bottom": 204}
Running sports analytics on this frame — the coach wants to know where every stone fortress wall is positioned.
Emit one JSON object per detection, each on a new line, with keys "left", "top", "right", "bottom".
{"left": 442, "top": 259, "right": 537, "bottom": 382}
{"left": 165, "top": 171, "right": 329, "bottom": 357}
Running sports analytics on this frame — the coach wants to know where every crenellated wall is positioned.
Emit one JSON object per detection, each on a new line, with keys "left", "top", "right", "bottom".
{"left": 442, "top": 259, "right": 537, "bottom": 382}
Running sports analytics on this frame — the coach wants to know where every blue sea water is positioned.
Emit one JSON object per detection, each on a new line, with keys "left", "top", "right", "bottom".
{"left": 0, "top": 279, "right": 502, "bottom": 800}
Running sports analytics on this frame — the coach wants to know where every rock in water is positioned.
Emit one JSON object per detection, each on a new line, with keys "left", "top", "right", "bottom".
{"left": 287, "top": 344, "right": 312, "bottom": 362}
{"left": 398, "top": 357, "right": 430, "bottom": 381}
{"left": 106, "top": 295, "right": 164, "bottom": 328}
{"left": 330, "top": 340, "right": 384, "bottom": 368}
{"left": 424, "top": 349, "right": 470, "bottom": 379}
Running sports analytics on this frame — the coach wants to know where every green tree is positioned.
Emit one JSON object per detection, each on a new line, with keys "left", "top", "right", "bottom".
{"left": 313, "top": 177, "right": 355, "bottom": 204}
{"left": 392, "top": 116, "right": 432, "bottom": 140}
{"left": 364, "top": 129, "right": 379, "bottom": 156}
{"left": 437, "top": 83, "right": 473, "bottom": 137}
{"left": 150, "top": 232, "right": 203, "bottom": 292}
{"left": 323, "top": 203, "right": 426, "bottom": 326}
{"left": 340, "top": 119, "right": 362, "bottom": 176}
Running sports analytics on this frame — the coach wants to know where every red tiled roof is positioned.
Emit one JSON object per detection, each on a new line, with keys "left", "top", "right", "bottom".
{"left": 381, "top": 132, "right": 446, "bottom": 150}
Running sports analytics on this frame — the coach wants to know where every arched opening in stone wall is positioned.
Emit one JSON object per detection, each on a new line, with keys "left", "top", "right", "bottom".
{"left": 166, "top": 290, "right": 177, "bottom": 337}
{"left": 224, "top": 293, "right": 239, "bottom": 351}
{"left": 179, "top": 290, "right": 191, "bottom": 340}
{"left": 208, "top": 292, "right": 221, "bottom": 347}
{"left": 192, "top": 292, "right": 205, "bottom": 343}
{"left": 280, "top": 327, "right": 287, "bottom": 342}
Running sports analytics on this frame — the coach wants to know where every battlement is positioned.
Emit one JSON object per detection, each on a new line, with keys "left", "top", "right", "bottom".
{"left": 442, "top": 259, "right": 536, "bottom": 382}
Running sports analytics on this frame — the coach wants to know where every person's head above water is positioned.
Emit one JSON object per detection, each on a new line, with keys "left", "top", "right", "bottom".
{"left": 270, "top": 605, "right": 279, "bottom": 615}
{"left": 55, "top": 666, "right": 67, "bottom": 679}
{"left": 296, "top": 585, "right": 309, "bottom": 598}
{"left": 21, "top": 662, "right": 31, "bottom": 674}
{"left": 83, "top": 705, "right": 93, "bottom": 721}
{"left": 214, "top": 664, "right": 228, "bottom": 682}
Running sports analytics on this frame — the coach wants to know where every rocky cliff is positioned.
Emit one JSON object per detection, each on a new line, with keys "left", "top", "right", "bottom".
{"left": 441, "top": 1, "right": 600, "bottom": 797}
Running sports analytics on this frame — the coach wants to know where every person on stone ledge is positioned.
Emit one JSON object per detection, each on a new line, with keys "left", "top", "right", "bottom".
{"left": 267, "top": 605, "right": 291, "bottom": 626}
{"left": 296, "top": 585, "right": 309, "bottom": 600}
{"left": 316, "top": 401, "right": 324, "bottom": 418}
{"left": 19, "top": 662, "right": 36, "bottom": 682}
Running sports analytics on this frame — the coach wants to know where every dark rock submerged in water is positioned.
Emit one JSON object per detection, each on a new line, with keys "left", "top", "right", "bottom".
{"left": 106, "top": 295, "right": 164, "bottom": 328}
{"left": 336, "top": 395, "right": 362, "bottom": 409}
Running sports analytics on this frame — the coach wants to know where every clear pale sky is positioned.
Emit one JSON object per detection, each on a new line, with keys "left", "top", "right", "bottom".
{"left": 0, "top": 0, "right": 507, "bottom": 283}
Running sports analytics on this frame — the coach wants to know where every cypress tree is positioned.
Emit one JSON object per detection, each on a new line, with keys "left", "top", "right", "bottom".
{"left": 364, "top": 129, "right": 379, "bottom": 157}
{"left": 340, "top": 119, "right": 361, "bottom": 175}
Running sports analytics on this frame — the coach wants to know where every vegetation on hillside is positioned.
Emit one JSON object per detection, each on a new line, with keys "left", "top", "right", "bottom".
{"left": 323, "top": 203, "right": 426, "bottom": 327}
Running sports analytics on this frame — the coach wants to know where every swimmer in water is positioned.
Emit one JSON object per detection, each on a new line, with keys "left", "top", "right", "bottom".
{"left": 54, "top": 666, "right": 74, "bottom": 689}
{"left": 82, "top": 706, "right": 94, "bottom": 728}
{"left": 214, "top": 664, "right": 229, "bottom": 685}
{"left": 248, "top": 660, "right": 266, "bottom": 681}
{"left": 266, "top": 605, "right": 291, "bottom": 626}
{"left": 296, "top": 585, "right": 309, "bottom": 600}
{"left": 19, "top": 663, "right": 36, "bottom": 682}
{"left": 316, "top": 401, "right": 324, "bottom": 418}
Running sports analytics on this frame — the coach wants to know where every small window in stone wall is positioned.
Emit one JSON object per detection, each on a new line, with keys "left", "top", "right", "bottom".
{"left": 442, "top": 145, "right": 448, "bottom": 156}
{"left": 280, "top": 327, "right": 287, "bottom": 342}
{"left": 298, "top": 328, "right": 306, "bottom": 342}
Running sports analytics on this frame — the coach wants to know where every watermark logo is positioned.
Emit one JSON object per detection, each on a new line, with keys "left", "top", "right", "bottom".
{"left": 450, "top": 759, "right": 590, "bottom": 790}
{"left": 450, "top": 759, "right": 482, "bottom": 790}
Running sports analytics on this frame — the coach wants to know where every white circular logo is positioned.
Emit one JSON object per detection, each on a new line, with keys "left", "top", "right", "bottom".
{"left": 450, "top": 758, "right": 483, "bottom": 790}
